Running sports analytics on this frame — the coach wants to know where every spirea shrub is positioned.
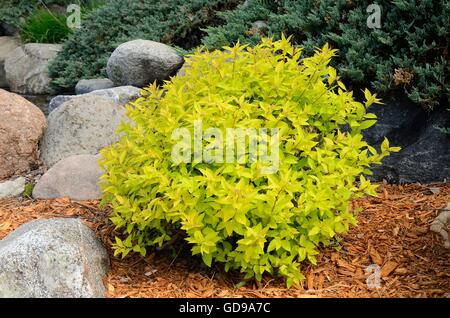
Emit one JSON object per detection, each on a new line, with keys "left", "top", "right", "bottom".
{"left": 100, "top": 36, "right": 399, "bottom": 287}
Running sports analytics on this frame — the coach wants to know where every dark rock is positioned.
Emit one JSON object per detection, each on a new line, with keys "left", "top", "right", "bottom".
{"left": 48, "top": 95, "right": 72, "bottom": 114}
{"left": 364, "top": 96, "right": 450, "bottom": 183}
{"left": 363, "top": 95, "right": 426, "bottom": 148}
{"left": 0, "top": 23, "right": 18, "bottom": 36}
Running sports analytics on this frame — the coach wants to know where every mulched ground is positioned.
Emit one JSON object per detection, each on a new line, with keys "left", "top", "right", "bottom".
{"left": 0, "top": 183, "right": 449, "bottom": 298}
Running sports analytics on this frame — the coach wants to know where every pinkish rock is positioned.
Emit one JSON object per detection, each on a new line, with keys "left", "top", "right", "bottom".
{"left": 33, "top": 154, "right": 103, "bottom": 200}
{"left": 0, "top": 89, "right": 46, "bottom": 180}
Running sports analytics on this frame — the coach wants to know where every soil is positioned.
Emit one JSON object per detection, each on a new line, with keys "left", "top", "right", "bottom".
{"left": 0, "top": 182, "right": 449, "bottom": 298}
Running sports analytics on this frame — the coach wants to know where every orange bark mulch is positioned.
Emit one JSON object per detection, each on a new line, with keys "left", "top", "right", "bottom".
{"left": 0, "top": 183, "right": 449, "bottom": 298}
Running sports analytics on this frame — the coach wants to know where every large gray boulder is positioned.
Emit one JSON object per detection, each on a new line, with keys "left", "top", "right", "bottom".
{"left": 75, "top": 78, "right": 115, "bottom": 95}
{"left": 0, "top": 218, "right": 110, "bottom": 298}
{"left": 40, "top": 95, "right": 127, "bottom": 168}
{"left": 0, "top": 36, "right": 19, "bottom": 88}
{"left": 0, "top": 89, "right": 46, "bottom": 180}
{"left": 364, "top": 96, "right": 450, "bottom": 183}
{"left": 33, "top": 154, "right": 103, "bottom": 200}
{"left": 107, "top": 39, "right": 184, "bottom": 87}
{"left": 48, "top": 85, "right": 141, "bottom": 114}
{"left": 4, "top": 43, "right": 61, "bottom": 94}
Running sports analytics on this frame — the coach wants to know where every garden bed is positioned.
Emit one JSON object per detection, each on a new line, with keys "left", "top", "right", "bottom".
{"left": 0, "top": 183, "right": 448, "bottom": 298}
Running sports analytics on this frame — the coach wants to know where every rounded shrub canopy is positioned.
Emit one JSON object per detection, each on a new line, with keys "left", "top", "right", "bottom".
{"left": 100, "top": 36, "right": 399, "bottom": 287}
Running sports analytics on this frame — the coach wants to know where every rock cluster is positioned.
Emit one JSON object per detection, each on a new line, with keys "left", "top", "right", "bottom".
{"left": 364, "top": 96, "right": 450, "bottom": 183}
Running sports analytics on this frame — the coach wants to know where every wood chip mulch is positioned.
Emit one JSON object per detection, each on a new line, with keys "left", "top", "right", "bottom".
{"left": 0, "top": 183, "right": 449, "bottom": 298}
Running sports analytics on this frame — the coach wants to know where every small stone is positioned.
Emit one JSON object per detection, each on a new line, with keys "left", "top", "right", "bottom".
{"left": 0, "top": 177, "right": 26, "bottom": 199}
{"left": 75, "top": 78, "right": 115, "bottom": 95}
{"left": 429, "top": 187, "right": 440, "bottom": 195}
{"left": 119, "top": 277, "right": 131, "bottom": 283}
{"left": 144, "top": 269, "right": 158, "bottom": 277}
